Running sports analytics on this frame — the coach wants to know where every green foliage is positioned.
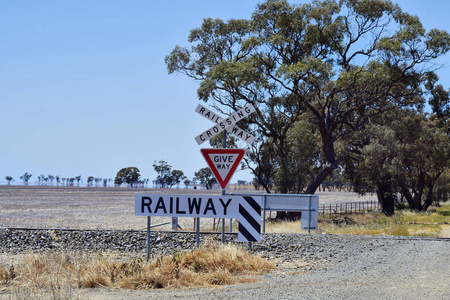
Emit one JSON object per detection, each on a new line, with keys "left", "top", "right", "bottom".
{"left": 433, "top": 170, "right": 450, "bottom": 205}
{"left": 114, "top": 167, "right": 141, "bottom": 187}
{"left": 426, "top": 73, "right": 450, "bottom": 134}
{"left": 346, "top": 109, "right": 450, "bottom": 213}
{"left": 87, "top": 176, "right": 94, "bottom": 186}
{"left": 170, "top": 169, "right": 187, "bottom": 188}
{"left": 166, "top": 0, "right": 450, "bottom": 195}
{"left": 5, "top": 176, "right": 13, "bottom": 184}
{"left": 245, "top": 137, "right": 277, "bottom": 192}
{"left": 193, "top": 167, "right": 217, "bottom": 189}
{"left": 153, "top": 160, "right": 186, "bottom": 188}
{"left": 20, "top": 173, "right": 32, "bottom": 185}
{"left": 209, "top": 132, "right": 237, "bottom": 149}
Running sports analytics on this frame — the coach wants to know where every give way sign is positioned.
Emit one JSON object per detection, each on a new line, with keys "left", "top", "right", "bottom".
{"left": 201, "top": 148, "right": 245, "bottom": 189}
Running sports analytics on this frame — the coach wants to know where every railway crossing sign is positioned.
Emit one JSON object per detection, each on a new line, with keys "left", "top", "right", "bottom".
{"left": 135, "top": 194, "right": 261, "bottom": 242}
{"left": 194, "top": 104, "right": 256, "bottom": 145}
{"left": 201, "top": 148, "right": 246, "bottom": 189}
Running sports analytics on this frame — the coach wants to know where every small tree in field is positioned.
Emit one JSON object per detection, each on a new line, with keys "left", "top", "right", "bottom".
{"left": 170, "top": 170, "right": 187, "bottom": 189}
{"left": 194, "top": 167, "right": 217, "bottom": 189}
{"left": 153, "top": 160, "right": 172, "bottom": 188}
{"left": 5, "top": 176, "right": 13, "bottom": 185}
{"left": 48, "top": 175, "right": 55, "bottom": 185}
{"left": 115, "top": 167, "right": 141, "bottom": 187}
{"left": 20, "top": 173, "right": 32, "bottom": 186}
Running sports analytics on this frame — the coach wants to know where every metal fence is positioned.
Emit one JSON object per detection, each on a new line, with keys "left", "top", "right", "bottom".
{"left": 319, "top": 200, "right": 380, "bottom": 217}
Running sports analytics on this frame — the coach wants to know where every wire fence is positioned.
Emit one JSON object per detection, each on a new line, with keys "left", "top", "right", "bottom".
{"left": 319, "top": 200, "right": 380, "bottom": 217}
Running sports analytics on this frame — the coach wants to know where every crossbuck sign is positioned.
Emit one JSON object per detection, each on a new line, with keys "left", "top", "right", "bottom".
{"left": 195, "top": 104, "right": 256, "bottom": 145}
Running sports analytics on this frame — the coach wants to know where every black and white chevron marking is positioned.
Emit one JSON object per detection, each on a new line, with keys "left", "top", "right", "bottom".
{"left": 238, "top": 196, "right": 261, "bottom": 242}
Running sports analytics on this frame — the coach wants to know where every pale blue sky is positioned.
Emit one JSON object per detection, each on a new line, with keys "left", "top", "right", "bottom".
{"left": 1, "top": 0, "right": 449, "bottom": 185}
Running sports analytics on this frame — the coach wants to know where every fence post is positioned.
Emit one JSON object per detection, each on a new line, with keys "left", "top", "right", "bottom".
{"left": 262, "top": 194, "right": 267, "bottom": 233}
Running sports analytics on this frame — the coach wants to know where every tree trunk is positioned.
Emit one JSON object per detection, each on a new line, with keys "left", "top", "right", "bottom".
{"left": 305, "top": 160, "right": 342, "bottom": 194}
{"left": 376, "top": 180, "right": 395, "bottom": 216}
{"left": 400, "top": 182, "right": 415, "bottom": 210}
{"left": 305, "top": 127, "right": 343, "bottom": 194}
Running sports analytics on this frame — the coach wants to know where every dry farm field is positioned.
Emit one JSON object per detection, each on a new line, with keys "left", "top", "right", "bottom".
{"left": 0, "top": 185, "right": 375, "bottom": 231}
{"left": 0, "top": 185, "right": 220, "bottom": 231}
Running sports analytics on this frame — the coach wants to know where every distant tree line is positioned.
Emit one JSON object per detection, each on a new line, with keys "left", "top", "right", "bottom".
{"left": 4, "top": 173, "right": 117, "bottom": 188}
{"left": 113, "top": 161, "right": 218, "bottom": 189}
{"left": 4, "top": 162, "right": 220, "bottom": 190}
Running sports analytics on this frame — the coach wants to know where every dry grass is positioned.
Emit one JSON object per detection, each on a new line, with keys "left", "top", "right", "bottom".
{"left": 265, "top": 203, "right": 450, "bottom": 237}
{"left": 0, "top": 239, "right": 274, "bottom": 296}
{"left": 264, "top": 220, "right": 310, "bottom": 234}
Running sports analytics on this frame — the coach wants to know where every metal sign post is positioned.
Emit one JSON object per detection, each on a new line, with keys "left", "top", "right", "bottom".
{"left": 194, "top": 104, "right": 257, "bottom": 246}
{"left": 221, "top": 131, "right": 226, "bottom": 243}
{"left": 146, "top": 216, "right": 151, "bottom": 261}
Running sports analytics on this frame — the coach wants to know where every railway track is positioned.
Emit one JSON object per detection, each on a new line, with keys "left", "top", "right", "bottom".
{"left": 1, "top": 226, "right": 448, "bottom": 242}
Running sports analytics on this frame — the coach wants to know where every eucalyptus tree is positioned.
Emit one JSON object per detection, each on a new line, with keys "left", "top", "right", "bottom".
{"left": 184, "top": 179, "right": 192, "bottom": 189}
{"left": 48, "top": 175, "right": 55, "bottom": 185}
{"left": 5, "top": 176, "right": 13, "bottom": 185}
{"left": 193, "top": 167, "right": 217, "bottom": 189}
{"left": 20, "top": 172, "right": 32, "bottom": 185}
{"left": 75, "top": 176, "right": 82, "bottom": 187}
{"left": 40, "top": 175, "right": 47, "bottom": 186}
{"left": 170, "top": 169, "right": 187, "bottom": 189}
{"left": 152, "top": 160, "right": 186, "bottom": 188}
{"left": 433, "top": 169, "right": 450, "bottom": 205}
{"left": 166, "top": 0, "right": 450, "bottom": 194}
{"left": 346, "top": 109, "right": 450, "bottom": 214}
{"left": 153, "top": 160, "right": 172, "bottom": 188}
{"left": 114, "top": 167, "right": 141, "bottom": 187}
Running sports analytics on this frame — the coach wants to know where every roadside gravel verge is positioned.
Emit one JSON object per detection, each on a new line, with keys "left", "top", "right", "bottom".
{"left": 0, "top": 229, "right": 449, "bottom": 299}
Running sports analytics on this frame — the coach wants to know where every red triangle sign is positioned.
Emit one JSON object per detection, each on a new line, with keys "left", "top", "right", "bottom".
{"left": 201, "top": 148, "right": 246, "bottom": 189}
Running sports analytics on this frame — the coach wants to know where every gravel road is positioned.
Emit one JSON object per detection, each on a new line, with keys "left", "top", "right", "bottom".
{"left": 87, "top": 235, "right": 450, "bottom": 300}
{"left": 0, "top": 229, "right": 448, "bottom": 300}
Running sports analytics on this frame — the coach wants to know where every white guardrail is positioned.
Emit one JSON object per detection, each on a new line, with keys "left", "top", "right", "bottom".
{"left": 228, "top": 193, "right": 319, "bottom": 233}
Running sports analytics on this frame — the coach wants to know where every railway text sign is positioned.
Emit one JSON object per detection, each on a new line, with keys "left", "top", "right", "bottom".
{"left": 135, "top": 194, "right": 239, "bottom": 218}
{"left": 135, "top": 194, "right": 261, "bottom": 242}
